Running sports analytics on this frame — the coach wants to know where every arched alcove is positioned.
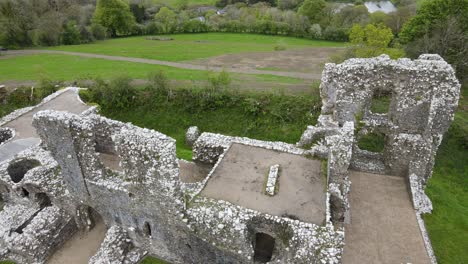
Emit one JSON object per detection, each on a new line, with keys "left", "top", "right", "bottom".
{"left": 7, "top": 159, "right": 41, "bottom": 183}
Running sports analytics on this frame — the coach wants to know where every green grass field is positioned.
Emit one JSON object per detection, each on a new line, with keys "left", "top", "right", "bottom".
{"left": 0, "top": 54, "right": 306, "bottom": 88}
{"left": 423, "top": 88, "right": 468, "bottom": 264}
{"left": 45, "top": 33, "right": 345, "bottom": 62}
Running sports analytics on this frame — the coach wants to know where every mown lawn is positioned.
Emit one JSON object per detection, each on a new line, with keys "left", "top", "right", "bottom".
{"left": 0, "top": 54, "right": 305, "bottom": 87}
{"left": 45, "top": 33, "right": 345, "bottom": 62}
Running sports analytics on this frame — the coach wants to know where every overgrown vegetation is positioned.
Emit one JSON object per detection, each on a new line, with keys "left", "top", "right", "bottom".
{"left": 357, "top": 131, "right": 386, "bottom": 153}
{"left": 80, "top": 72, "right": 320, "bottom": 160}
{"left": 0, "top": 79, "right": 59, "bottom": 118}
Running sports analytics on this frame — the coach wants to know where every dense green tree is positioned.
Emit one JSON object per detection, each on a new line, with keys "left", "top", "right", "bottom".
{"left": 348, "top": 23, "right": 403, "bottom": 58}
{"left": 154, "top": 7, "right": 176, "bottom": 34}
{"left": 298, "top": 0, "right": 325, "bottom": 24}
{"left": 277, "top": 0, "right": 304, "bottom": 10}
{"left": 62, "top": 20, "right": 81, "bottom": 45}
{"left": 0, "top": 0, "right": 35, "bottom": 47}
{"left": 400, "top": 0, "right": 468, "bottom": 43}
{"left": 400, "top": 0, "right": 468, "bottom": 81}
{"left": 93, "top": 0, "right": 135, "bottom": 37}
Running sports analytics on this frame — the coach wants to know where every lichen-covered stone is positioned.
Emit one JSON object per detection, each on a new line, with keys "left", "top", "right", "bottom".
{"left": 185, "top": 126, "right": 200, "bottom": 147}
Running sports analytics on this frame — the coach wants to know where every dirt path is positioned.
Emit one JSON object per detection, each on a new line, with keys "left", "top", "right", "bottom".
{"left": 3, "top": 50, "right": 320, "bottom": 80}
{"left": 47, "top": 221, "right": 107, "bottom": 264}
{"left": 342, "top": 171, "right": 431, "bottom": 264}
{"left": 0, "top": 89, "right": 90, "bottom": 163}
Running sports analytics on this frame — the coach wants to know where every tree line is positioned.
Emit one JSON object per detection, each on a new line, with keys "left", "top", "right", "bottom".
{"left": 0, "top": 0, "right": 466, "bottom": 83}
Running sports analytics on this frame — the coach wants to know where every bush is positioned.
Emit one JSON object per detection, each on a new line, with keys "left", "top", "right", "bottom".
{"left": 145, "top": 22, "right": 163, "bottom": 35}
{"left": 147, "top": 70, "right": 170, "bottom": 97}
{"left": 208, "top": 70, "right": 231, "bottom": 92}
{"left": 323, "top": 26, "right": 348, "bottom": 42}
{"left": 309, "top": 24, "right": 322, "bottom": 39}
{"left": 62, "top": 21, "right": 81, "bottom": 45}
{"left": 90, "top": 23, "right": 107, "bottom": 40}
{"left": 88, "top": 76, "right": 136, "bottom": 110}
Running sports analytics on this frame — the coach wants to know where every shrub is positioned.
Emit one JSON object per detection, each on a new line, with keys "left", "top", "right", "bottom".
{"left": 208, "top": 70, "right": 231, "bottom": 92}
{"left": 95, "top": 76, "right": 136, "bottom": 110}
{"left": 62, "top": 21, "right": 82, "bottom": 45}
{"left": 90, "top": 23, "right": 107, "bottom": 40}
{"left": 309, "top": 24, "right": 322, "bottom": 39}
{"left": 147, "top": 70, "right": 170, "bottom": 97}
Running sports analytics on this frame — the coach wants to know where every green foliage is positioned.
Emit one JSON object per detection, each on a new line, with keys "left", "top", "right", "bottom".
{"left": 62, "top": 21, "right": 81, "bottom": 45}
{"left": 87, "top": 76, "right": 137, "bottom": 110}
{"left": 154, "top": 7, "right": 177, "bottom": 34}
{"left": 399, "top": 0, "right": 468, "bottom": 43}
{"left": 357, "top": 131, "right": 385, "bottom": 153}
{"left": 298, "top": 0, "right": 326, "bottom": 24}
{"left": 90, "top": 23, "right": 107, "bottom": 40}
{"left": 400, "top": 0, "right": 468, "bottom": 82}
{"left": 93, "top": 0, "right": 135, "bottom": 37}
{"left": 0, "top": 0, "right": 34, "bottom": 48}
{"left": 370, "top": 90, "right": 392, "bottom": 114}
{"left": 347, "top": 23, "right": 404, "bottom": 59}
{"left": 207, "top": 70, "right": 232, "bottom": 91}
{"left": 0, "top": 79, "right": 59, "bottom": 118}
{"left": 85, "top": 74, "right": 320, "bottom": 159}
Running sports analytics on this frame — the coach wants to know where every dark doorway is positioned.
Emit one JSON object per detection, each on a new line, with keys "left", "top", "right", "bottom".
{"left": 253, "top": 232, "right": 275, "bottom": 263}
{"left": 143, "top": 221, "right": 152, "bottom": 237}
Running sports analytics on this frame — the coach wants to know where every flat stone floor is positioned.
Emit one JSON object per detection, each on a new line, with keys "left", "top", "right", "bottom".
{"left": 201, "top": 143, "right": 326, "bottom": 224}
{"left": 98, "top": 152, "right": 123, "bottom": 172}
{"left": 0, "top": 89, "right": 90, "bottom": 163}
{"left": 342, "top": 171, "right": 431, "bottom": 264}
{"left": 179, "top": 160, "right": 212, "bottom": 183}
{"left": 47, "top": 220, "right": 107, "bottom": 264}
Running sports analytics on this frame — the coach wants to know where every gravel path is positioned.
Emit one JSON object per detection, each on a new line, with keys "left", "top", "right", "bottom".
{"left": 3, "top": 50, "right": 320, "bottom": 80}
{"left": 0, "top": 89, "right": 90, "bottom": 163}
{"left": 342, "top": 171, "right": 431, "bottom": 264}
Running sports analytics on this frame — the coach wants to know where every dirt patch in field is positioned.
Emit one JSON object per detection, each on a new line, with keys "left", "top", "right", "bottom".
{"left": 187, "top": 47, "right": 344, "bottom": 74}
{"left": 201, "top": 143, "right": 326, "bottom": 224}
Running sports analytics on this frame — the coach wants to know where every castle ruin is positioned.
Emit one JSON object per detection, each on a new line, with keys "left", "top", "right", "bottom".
{"left": 0, "top": 54, "right": 461, "bottom": 263}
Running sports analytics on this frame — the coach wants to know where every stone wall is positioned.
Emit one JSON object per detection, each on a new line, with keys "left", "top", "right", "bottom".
{"left": 320, "top": 54, "right": 460, "bottom": 181}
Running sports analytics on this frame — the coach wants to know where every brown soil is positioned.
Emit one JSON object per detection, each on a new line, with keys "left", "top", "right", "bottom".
{"left": 201, "top": 143, "right": 326, "bottom": 224}
{"left": 342, "top": 171, "right": 431, "bottom": 264}
{"left": 47, "top": 220, "right": 107, "bottom": 264}
{"left": 188, "top": 47, "right": 344, "bottom": 74}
